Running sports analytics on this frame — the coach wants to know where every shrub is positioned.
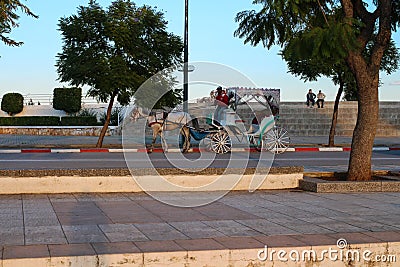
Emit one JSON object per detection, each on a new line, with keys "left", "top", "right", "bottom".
{"left": 100, "top": 107, "right": 122, "bottom": 126}
{"left": 0, "top": 116, "right": 60, "bottom": 126}
{"left": 60, "top": 116, "right": 99, "bottom": 126}
{"left": 1, "top": 93, "right": 24, "bottom": 115}
{"left": 53, "top": 87, "right": 82, "bottom": 113}
{"left": 75, "top": 108, "right": 98, "bottom": 118}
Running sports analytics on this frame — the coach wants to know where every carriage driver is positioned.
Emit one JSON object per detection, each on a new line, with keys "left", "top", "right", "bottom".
{"left": 214, "top": 86, "right": 229, "bottom": 124}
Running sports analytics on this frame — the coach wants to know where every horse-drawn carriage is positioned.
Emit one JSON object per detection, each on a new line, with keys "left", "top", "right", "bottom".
{"left": 131, "top": 87, "right": 290, "bottom": 154}
{"left": 188, "top": 87, "right": 290, "bottom": 154}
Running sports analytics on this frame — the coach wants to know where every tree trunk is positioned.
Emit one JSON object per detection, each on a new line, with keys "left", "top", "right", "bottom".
{"left": 96, "top": 90, "right": 118, "bottom": 148}
{"left": 328, "top": 79, "right": 344, "bottom": 147}
{"left": 347, "top": 72, "right": 379, "bottom": 181}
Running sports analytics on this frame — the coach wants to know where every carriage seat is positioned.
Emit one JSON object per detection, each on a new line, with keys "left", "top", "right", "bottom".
{"left": 247, "top": 115, "right": 275, "bottom": 137}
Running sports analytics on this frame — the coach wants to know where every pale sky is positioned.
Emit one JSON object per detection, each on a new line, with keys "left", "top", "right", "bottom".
{"left": 0, "top": 0, "right": 399, "bottom": 102}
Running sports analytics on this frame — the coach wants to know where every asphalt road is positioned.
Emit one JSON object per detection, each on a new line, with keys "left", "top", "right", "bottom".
{"left": 0, "top": 151, "right": 399, "bottom": 172}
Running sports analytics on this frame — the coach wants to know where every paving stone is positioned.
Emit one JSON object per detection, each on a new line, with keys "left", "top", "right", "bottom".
{"left": 0, "top": 218, "right": 23, "bottom": 228}
{"left": 92, "top": 241, "right": 141, "bottom": 254}
{"left": 96, "top": 201, "right": 165, "bottom": 224}
{"left": 49, "top": 243, "right": 96, "bottom": 257}
{"left": 290, "top": 233, "right": 339, "bottom": 246}
{"left": 25, "top": 226, "right": 67, "bottom": 245}
{"left": 281, "top": 223, "right": 335, "bottom": 234}
{"left": 195, "top": 202, "right": 260, "bottom": 220}
{"left": 169, "top": 221, "right": 226, "bottom": 239}
{"left": 315, "top": 223, "right": 367, "bottom": 233}
{"left": 134, "top": 240, "right": 185, "bottom": 253}
{"left": 98, "top": 224, "right": 149, "bottom": 242}
{"left": 236, "top": 219, "right": 300, "bottom": 235}
{"left": 327, "top": 232, "right": 384, "bottom": 245}
{"left": 0, "top": 227, "right": 24, "bottom": 245}
{"left": 134, "top": 223, "right": 189, "bottom": 241}
{"left": 174, "top": 238, "right": 226, "bottom": 251}
{"left": 62, "top": 225, "right": 109, "bottom": 243}
{"left": 73, "top": 193, "right": 105, "bottom": 202}
{"left": 0, "top": 203, "right": 23, "bottom": 211}
{"left": 48, "top": 194, "right": 78, "bottom": 202}
{"left": 97, "top": 193, "right": 131, "bottom": 202}
{"left": 213, "top": 236, "right": 264, "bottom": 249}
{"left": 202, "top": 220, "right": 262, "bottom": 236}
{"left": 3, "top": 244, "right": 49, "bottom": 259}
{"left": 346, "top": 221, "right": 400, "bottom": 232}
{"left": 254, "top": 235, "right": 309, "bottom": 248}
{"left": 23, "top": 215, "right": 60, "bottom": 227}
{"left": 362, "top": 231, "right": 400, "bottom": 242}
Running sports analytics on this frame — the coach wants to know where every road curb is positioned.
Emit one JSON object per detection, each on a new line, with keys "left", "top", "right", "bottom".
{"left": 0, "top": 147, "right": 397, "bottom": 153}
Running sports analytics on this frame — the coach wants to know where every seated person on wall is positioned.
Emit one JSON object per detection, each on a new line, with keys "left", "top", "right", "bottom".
{"left": 213, "top": 86, "right": 229, "bottom": 125}
{"left": 316, "top": 90, "right": 326, "bottom": 108}
{"left": 306, "top": 89, "right": 316, "bottom": 108}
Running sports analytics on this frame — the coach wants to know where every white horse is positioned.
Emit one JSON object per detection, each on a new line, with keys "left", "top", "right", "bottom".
{"left": 130, "top": 107, "right": 198, "bottom": 153}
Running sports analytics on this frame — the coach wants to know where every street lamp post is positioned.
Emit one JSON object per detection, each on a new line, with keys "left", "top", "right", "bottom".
{"left": 183, "top": 0, "right": 189, "bottom": 113}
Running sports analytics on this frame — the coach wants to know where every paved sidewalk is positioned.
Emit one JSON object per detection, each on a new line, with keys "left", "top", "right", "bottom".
{"left": 1, "top": 191, "right": 399, "bottom": 265}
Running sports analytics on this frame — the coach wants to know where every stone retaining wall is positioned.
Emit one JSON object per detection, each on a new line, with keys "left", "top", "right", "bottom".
{"left": 0, "top": 126, "right": 115, "bottom": 136}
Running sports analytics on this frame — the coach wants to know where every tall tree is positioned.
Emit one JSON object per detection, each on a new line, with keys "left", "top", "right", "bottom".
{"left": 0, "top": 0, "right": 37, "bottom": 47}
{"left": 56, "top": 0, "right": 183, "bottom": 147}
{"left": 235, "top": 0, "right": 399, "bottom": 181}
{"left": 282, "top": 37, "right": 398, "bottom": 147}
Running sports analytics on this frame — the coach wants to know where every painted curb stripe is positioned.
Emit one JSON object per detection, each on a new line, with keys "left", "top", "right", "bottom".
{"left": 51, "top": 149, "right": 81, "bottom": 153}
{"left": 21, "top": 149, "right": 51, "bottom": 153}
{"left": 0, "top": 146, "right": 397, "bottom": 153}
{"left": 0, "top": 150, "right": 22, "bottom": 153}
{"left": 294, "top": 147, "right": 319, "bottom": 152}
{"left": 80, "top": 148, "right": 110, "bottom": 153}
{"left": 318, "top": 147, "right": 344, "bottom": 152}
{"left": 372, "top": 147, "right": 390, "bottom": 151}
{"left": 109, "top": 148, "right": 138, "bottom": 153}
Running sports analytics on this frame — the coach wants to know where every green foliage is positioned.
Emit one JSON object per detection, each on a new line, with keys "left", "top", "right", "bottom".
{"left": 134, "top": 70, "right": 182, "bottom": 110}
{"left": 60, "top": 116, "right": 99, "bottom": 126}
{"left": 74, "top": 108, "right": 98, "bottom": 118}
{"left": 0, "top": 0, "right": 38, "bottom": 47}
{"left": 56, "top": 0, "right": 183, "bottom": 106}
{"left": 56, "top": 0, "right": 183, "bottom": 147}
{"left": 53, "top": 87, "right": 82, "bottom": 113}
{"left": 100, "top": 107, "right": 121, "bottom": 126}
{"left": 1, "top": 92, "right": 23, "bottom": 115}
{"left": 0, "top": 116, "right": 60, "bottom": 126}
{"left": 0, "top": 116, "right": 101, "bottom": 126}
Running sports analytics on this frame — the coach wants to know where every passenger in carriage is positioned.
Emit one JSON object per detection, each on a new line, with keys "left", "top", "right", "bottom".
{"left": 214, "top": 86, "right": 229, "bottom": 124}
{"left": 248, "top": 111, "right": 264, "bottom": 134}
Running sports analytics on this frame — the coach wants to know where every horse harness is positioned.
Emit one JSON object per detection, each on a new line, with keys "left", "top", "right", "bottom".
{"left": 147, "top": 111, "right": 186, "bottom": 130}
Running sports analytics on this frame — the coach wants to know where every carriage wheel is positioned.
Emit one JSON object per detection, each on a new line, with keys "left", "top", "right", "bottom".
{"left": 210, "top": 130, "right": 231, "bottom": 154}
{"left": 199, "top": 134, "right": 213, "bottom": 152}
{"left": 262, "top": 126, "right": 290, "bottom": 154}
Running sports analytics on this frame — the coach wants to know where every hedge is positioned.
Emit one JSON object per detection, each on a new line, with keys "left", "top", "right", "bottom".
{"left": 1, "top": 93, "right": 24, "bottom": 115}
{"left": 60, "top": 116, "right": 99, "bottom": 126}
{"left": 0, "top": 116, "right": 60, "bottom": 126}
{"left": 0, "top": 116, "right": 100, "bottom": 126}
{"left": 53, "top": 87, "right": 82, "bottom": 113}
